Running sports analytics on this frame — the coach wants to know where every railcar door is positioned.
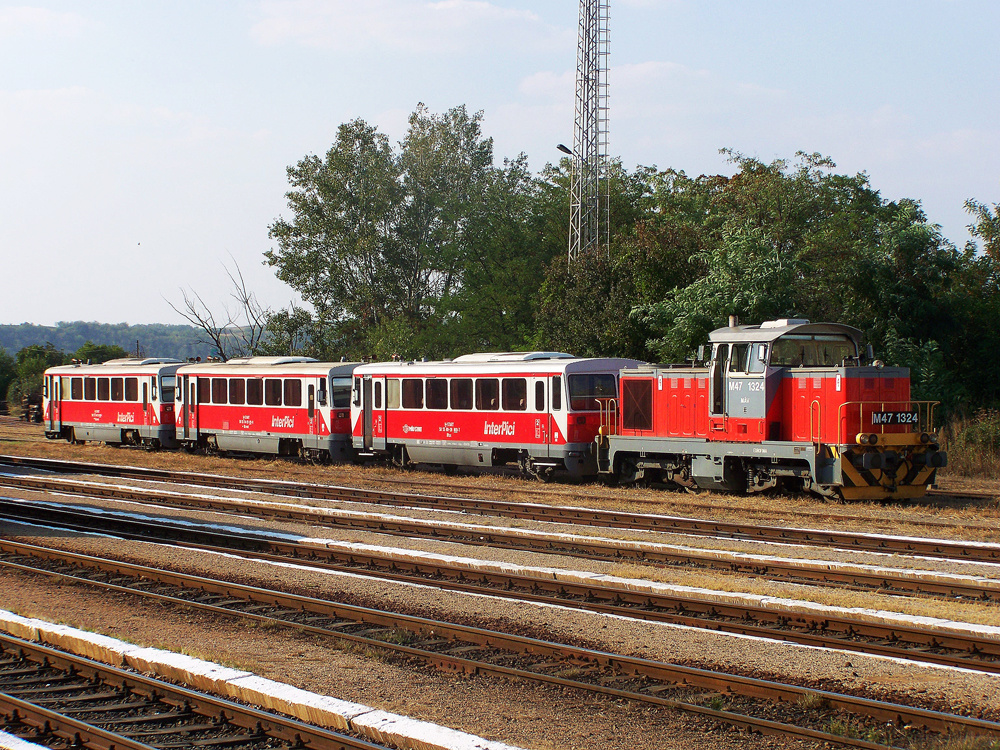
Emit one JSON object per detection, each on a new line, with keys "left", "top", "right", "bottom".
{"left": 708, "top": 343, "right": 729, "bottom": 431}
{"left": 362, "top": 376, "right": 374, "bottom": 451}
{"left": 46, "top": 375, "right": 60, "bottom": 432}
{"left": 534, "top": 379, "right": 550, "bottom": 457}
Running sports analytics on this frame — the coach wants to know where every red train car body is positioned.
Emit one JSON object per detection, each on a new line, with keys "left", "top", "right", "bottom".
{"left": 42, "top": 358, "right": 184, "bottom": 448}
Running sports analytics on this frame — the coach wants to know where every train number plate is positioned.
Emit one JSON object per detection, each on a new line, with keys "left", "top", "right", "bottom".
{"left": 871, "top": 410, "right": 919, "bottom": 426}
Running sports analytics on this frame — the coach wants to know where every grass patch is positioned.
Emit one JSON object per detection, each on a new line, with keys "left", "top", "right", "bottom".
{"left": 943, "top": 410, "right": 1000, "bottom": 480}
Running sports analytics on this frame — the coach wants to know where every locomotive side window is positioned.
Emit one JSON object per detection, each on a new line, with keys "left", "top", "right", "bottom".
{"left": 84, "top": 378, "right": 96, "bottom": 400}
{"left": 712, "top": 344, "right": 728, "bottom": 415}
{"left": 769, "top": 334, "right": 856, "bottom": 367}
{"left": 568, "top": 374, "right": 616, "bottom": 411}
{"left": 401, "top": 378, "right": 424, "bottom": 409}
{"left": 97, "top": 378, "right": 110, "bottom": 401}
{"left": 551, "top": 376, "right": 562, "bottom": 411}
{"left": 748, "top": 344, "right": 767, "bottom": 374}
{"left": 265, "top": 379, "right": 283, "bottom": 406}
{"left": 124, "top": 377, "right": 138, "bottom": 401}
{"left": 451, "top": 379, "right": 473, "bottom": 410}
{"left": 502, "top": 378, "right": 527, "bottom": 411}
{"left": 384, "top": 378, "right": 400, "bottom": 409}
{"left": 426, "top": 379, "right": 448, "bottom": 410}
{"left": 110, "top": 378, "right": 124, "bottom": 401}
{"left": 212, "top": 378, "right": 228, "bottom": 404}
{"left": 229, "top": 378, "right": 246, "bottom": 405}
{"left": 198, "top": 378, "right": 212, "bottom": 404}
{"left": 535, "top": 381, "right": 545, "bottom": 412}
{"left": 284, "top": 379, "right": 302, "bottom": 407}
{"left": 729, "top": 344, "right": 749, "bottom": 373}
{"left": 247, "top": 379, "right": 263, "bottom": 405}
{"left": 71, "top": 378, "right": 83, "bottom": 400}
{"left": 475, "top": 379, "right": 499, "bottom": 410}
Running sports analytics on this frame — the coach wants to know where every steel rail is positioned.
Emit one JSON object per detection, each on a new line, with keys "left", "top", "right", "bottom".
{"left": 1, "top": 482, "right": 997, "bottom": 603}
{"left": 3, "top": 454, "right": 999, "bottom": 563}
{"left": 4, "top": 543, "right": 997, "bottom": 749}
{"left": 0, "top": 633, "right": 389, "bottom": 750}
{"left": 3, "top": 531, "right": 1000, "bottom": 678}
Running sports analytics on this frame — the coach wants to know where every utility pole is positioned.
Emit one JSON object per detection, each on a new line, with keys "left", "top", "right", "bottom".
{"left": 566, "top": 0, "right": 610, "bottom": 264}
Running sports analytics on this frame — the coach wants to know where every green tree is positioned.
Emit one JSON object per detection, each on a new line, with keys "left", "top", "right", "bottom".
{"left": 6, "top": 343, "right": 68, "bottom": 413}
{"left": 0, "top": 346, "right": 15, "bottom": 409}
{"left": 966, "top": 198, "right": 1000, "bottom": 261}
{"left": 72, "top": 341, "right": 128, "bottom": 363}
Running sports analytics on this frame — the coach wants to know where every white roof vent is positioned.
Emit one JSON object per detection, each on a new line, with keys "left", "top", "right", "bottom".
{"left": 760, "top": 319, "right": 810, "bottom": 328}
{"left": 451, "top": 351, "right": 575, "bottom": 363}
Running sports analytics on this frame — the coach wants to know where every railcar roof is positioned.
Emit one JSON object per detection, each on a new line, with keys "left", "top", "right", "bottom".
{"left": 709, "top": 319, "right": 863, "bottom": 345}
{"left": 354, "top": 357, "right": 645, "bottom": 375}
{"left": 45, "top": 359, "right": 184, "bottom": 375}
{"left": 174, "top": 360, "right": 360, "bottom": 377}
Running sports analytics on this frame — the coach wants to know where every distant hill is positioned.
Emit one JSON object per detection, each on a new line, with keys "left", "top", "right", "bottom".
{"left": 0, "top": 321, "right": 214, "bottom": 359}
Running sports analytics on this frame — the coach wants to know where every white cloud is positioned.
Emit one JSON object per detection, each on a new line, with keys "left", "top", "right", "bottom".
{"left": 0, "top": 6, "right": 93, "bottom": 38}
{"left": 249, "top": 0, "right": 565, "bottom": 54}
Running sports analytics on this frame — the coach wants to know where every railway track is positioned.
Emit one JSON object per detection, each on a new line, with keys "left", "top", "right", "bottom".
{"left": 3, "top": 454, "right": 999, "bottom": 564}
{"left": 3, "top": 539, "right": 999, "bottom": 750}
{"left": 3, "top": 502, "right": 1000, "bottom": 679}
{"left": 0, "top": 632, "right": 388, "bottom": 750}
{"left": 2, "top": 477, "right": 999, "bottom": 604}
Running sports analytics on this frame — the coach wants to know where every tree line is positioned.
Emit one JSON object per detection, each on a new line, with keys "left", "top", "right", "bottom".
{"left": 263, "top": 104, "right": 999, "bottom": 415}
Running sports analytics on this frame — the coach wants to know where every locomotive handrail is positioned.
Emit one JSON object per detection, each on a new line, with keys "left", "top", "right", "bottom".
{"left": 596, "top": 397, "right": 618, "bottom": 436}
{"left": 836, "top": 400, "right": 939, "bottom": 446}
{"left": 809, "top": 399, "right": 822, "bottom": 448}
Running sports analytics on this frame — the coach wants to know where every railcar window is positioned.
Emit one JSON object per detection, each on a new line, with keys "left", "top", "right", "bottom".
{"left": 110, "top": 378, "right": 123, "bottom": 401}
{"left": 769, "top": 334, "right": 856, "bottom": 367}
{"left": 97, "top": 378, "right": 110, "bottom": 401}
{"left": 212, "top": 378, "right": 228, "bottom": 404}
{"left": 71, "top": 378, "right": 83, "bottom": 400}
{"left": 475, "top": 379, "right": 499, "bottom": 410}
{"left": 386, "top": 379, "right": 400, "bottom": 409}
{"left": 124, "top": 378, "right": 138, "bottom": 401}
{"left": 247, "top": 379, "right": 263, "bottom": 405}
{"left": 198, "top": 378, "right": 211, "bottom": 404}
{"left": 622, "top": 380, "right": 653, "bottom": 431}
{"left": 333, "top": 378, "right": 352, "bottom": 408}
{"left": 265, "top": 379, "right": 283, "bottom": 406}
{"left": 552, "top": 376, "right": 562, "bottom": 411}
{"left": 374, "top": 381, "right": 382, "bottom": 409}
{"left": 450, "top": 379, "right": 473, "bottom": 410}
{"left": 502, "top": 378, "right": 527, "bottom": 411}
{"left": 729, "top": 344, "right": 749, "bottom": 373}
{"left": 160, "top": 376, "right": 175, "bottom": 403}
{"left": 401, "top": 378, "right": 424, "bottom": 409}
{"left": 426, "top": 379, "right": 448, "bottom": 410}
{"left": 284, "top": 379, "right": 302, "bottom": 407}
{"left": 60, "top": 377, "right": 71, "bottom": 400}
{"left": 84, "top": 378, "right": 96, "bottom": 400}
{"left": 229, "top": 378, "right": 245, "bottom": 405}
{"left": 535, "top": 381, "right": 545, "bottom": 412}
{"left": 567, "top": 374, "right": 616, "bottom": 411}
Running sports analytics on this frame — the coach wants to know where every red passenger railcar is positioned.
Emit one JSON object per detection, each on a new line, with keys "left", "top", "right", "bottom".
{"left": 351, "top": 353, "right": 642, "bottom": 479}
{"left": 42, "top": 358, "right": 184, "bottom": 448}
{"left": 174, "top": 357, "right": 360, "bottom": 462}
{"left": 597, "top": 320, "right": 945, "bottom": 500}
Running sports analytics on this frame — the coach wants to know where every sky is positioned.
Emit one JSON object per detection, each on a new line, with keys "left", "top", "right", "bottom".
{"left": 1, "top": 0, "right": 998, "bottom": 327}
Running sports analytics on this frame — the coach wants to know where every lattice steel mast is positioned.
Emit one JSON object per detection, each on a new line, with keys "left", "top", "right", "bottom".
{"left": 567, "top": 0, "right": 610, "bottom": 263}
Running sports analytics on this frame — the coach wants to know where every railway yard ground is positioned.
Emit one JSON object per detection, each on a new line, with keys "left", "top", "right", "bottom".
{"left": 2, "top": 415, "right": 1000, "bottom": 750}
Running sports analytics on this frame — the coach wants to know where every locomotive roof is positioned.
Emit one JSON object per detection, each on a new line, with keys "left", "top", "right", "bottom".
{"left": 175, "top": 359, "right": 360, "bottom": 376}
{"left": 709, "top": 319, "right": 864, "bottom": 345}
{"left": 355, "top": 355, "right": 644, "bottom": 375}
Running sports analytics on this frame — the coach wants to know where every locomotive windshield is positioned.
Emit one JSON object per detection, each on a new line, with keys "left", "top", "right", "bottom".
{"left": 769, "top": 334, "right": 857, "bottom": 367}
{"left": 568, "top": 373, "right": 617, "bottom": 411}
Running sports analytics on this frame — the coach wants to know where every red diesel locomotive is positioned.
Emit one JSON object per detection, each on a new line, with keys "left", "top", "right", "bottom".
{"left": 595, "top": 319, "right": 946, "bottom": 500}
{"left": 173, "top": 357, "right": 360, "bottom": 463}
{"left": 350, "top": 353, "right": 643, "bottom": 480}
{"left": 42, "top": 358, "right": 184, "bottom": 448}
